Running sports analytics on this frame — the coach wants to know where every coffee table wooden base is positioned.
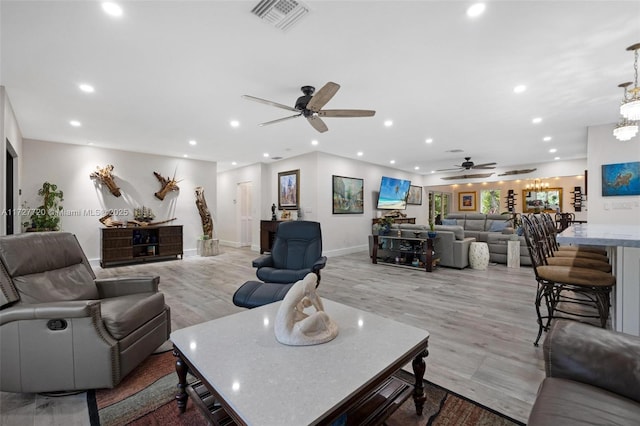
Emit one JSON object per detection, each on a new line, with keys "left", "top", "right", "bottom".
{"left": 173, "top": 348, "right": 429, "bottom": 426}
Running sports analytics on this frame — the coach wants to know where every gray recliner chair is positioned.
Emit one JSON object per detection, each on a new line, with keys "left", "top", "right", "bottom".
{"left": 0, "top": 232, "right": 171, "bottom": 393}
{"left": 233, "top": 221, "right": 327, "bottom": 308}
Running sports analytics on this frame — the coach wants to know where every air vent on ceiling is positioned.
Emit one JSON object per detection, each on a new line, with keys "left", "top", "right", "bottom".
{"left": 251, "top": 0, "right": 309, "bottom": 31}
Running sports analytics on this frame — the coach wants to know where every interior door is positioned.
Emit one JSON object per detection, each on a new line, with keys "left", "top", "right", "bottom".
{"left": 238, "top": 182, "right": 252, "bottom": 247}
{"left": 6, "top": 147, "right": 15, "bottom": 234}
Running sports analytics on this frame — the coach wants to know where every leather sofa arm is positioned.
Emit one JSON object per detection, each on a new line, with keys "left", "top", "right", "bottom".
{"left": 95, "top": 276, "right": 160, "bottom": 298}
{"left": 252, "top": 255, "right": 274, "bottom": 268}
{"left": 0, "top": 300, "right": 100, "bottom": 326}
{"left": 544, "top": 320, "right": 640, "bottom": 403}
{"left": 312, "top": 256, "right": 328, "bottom": 273}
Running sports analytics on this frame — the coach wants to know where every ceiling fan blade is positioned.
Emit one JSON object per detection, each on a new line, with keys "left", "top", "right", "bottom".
{"left": 436, "top": 167, "right": 463, "bottom": 172}
{"left": 306, "top": 115, "right": 328, "bottom": 133}
{"left": 318, "top": 109, "right": 376, "bottom": 118}
{"left": 498, "top": 168, "right": 537, "bottom": 176}
{"left": 306, "top": 82, "right": 340, "bottom": 112}
{"left": 441, "top": 172, "right": 494, "bottom": 180}
{"left": 471, "top": 162, "right": 497, "bottom": 169}
{"left": 258, "top": 114, "right": 301, "bottom": 127}
{"left": 242, "top": 95, "right": 299, "bottom": 112}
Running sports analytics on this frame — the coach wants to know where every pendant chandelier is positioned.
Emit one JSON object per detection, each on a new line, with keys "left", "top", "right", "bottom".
{"left": 525, "top": 179, "right": 549, "bottom": 191}
{"left": 614, "top": 82, "right": 639, "bottom": 141}
{"left": 620, "top": 43, "right": 640, "bottom": 121}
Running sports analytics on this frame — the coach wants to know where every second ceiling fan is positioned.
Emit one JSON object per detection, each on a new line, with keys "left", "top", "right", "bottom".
{"left": 243, "top": 82, "right": 375, "bottom": 133}
{"left": 437, "top": 157, "right": 497, "bottom": 172}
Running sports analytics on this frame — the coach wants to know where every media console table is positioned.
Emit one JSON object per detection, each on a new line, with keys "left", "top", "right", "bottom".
{"left": 371, "top": 234, "right": 439, "bottom": 272}
{"left": 100, "top": 225, "right": 183, "bottom": 267}
{"left": 171, "top": 299, "right": 429, "bottom": 426}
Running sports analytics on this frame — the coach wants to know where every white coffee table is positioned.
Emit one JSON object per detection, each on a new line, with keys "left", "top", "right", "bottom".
{"left": 171, "top": 299, "right": 429, "bottom": 426}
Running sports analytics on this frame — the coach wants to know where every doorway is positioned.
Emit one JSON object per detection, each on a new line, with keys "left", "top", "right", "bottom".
{"left": 237, "top": 182, "right": 253, "bottom": 247}
{"left": 6, "top": 146, "right": 15, "bottom": 234}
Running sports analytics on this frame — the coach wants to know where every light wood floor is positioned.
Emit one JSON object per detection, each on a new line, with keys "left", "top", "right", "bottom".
{"left": 1, "top": 247, "right": 547, "bottom": 425}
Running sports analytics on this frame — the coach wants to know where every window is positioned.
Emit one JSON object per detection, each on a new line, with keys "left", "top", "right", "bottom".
{"left": 481, "top": 190, "right": 501, "bottom": 214}
{"left": 428, "top": 191, "right": 451, "bottom": 223}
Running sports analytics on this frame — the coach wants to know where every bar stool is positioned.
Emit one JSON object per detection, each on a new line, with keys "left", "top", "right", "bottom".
{"left": 521, "top": 215, "right": 615, "bottom": 345}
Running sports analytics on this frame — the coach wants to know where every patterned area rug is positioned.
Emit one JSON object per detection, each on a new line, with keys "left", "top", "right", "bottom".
{"left": 87, "top": 352, "right": 524, "bottom": 426}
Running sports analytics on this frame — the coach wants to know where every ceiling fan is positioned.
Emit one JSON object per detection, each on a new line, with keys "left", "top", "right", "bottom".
{"left": 243, "top": 82, "right": 375, "bottom": 133}
{"left": 498, "top": 168, "right": 537, "bottom": 176}
{"left": 441, "top": 172, "right": 494, "bottom": 180}
{"left": 437, "top": 157, "right": 497, "bottom": 172}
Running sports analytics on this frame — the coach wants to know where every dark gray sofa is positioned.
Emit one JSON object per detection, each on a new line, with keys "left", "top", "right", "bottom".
{"left": 528, "top": 320, "right": 640, "bottom": 425}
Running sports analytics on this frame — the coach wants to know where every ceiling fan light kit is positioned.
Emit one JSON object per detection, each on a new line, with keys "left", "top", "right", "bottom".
{"left": 243, "top": 82, "right": 376, "bottom": 133}
{"left": 614, "top": 43, "right": 640, "bottom": 140}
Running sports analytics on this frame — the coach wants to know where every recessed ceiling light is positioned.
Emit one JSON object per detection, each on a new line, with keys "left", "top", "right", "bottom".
{"left": 425, "top": 138, "right": 433, "bottom": 144}
{"left": 390, "top": 160, "right": 395, "bottom": 164}
{"left": 431, "top": 170, "right": 435, "bottom": 174}
{"left": 230, "top": 120, "right": 240, "bottom": 128}
{"left": 554, "top": 157, "right": 560, "bottom": 160}
{"left": 79, "top": 83, "right": 94, "bottom": 93}
{"left": 543, "top": 136, "right": 552, "bottom": 142}
{"left": 87, "top": 142, "right": 94, "bottom": 146}
{"left": 466, "top": 3, "right": 486, "bottom": 18}
{"left": 532, "top": 117, "right": 542, "bottom": 124}
{"left": 70, "top": 120, "right": 81, "bottom": 127}
{"left": 513, "top": 85, "right": 527, "bottom": 94}
{"left": 102, "top": 2, "right": 123, "bottom": 17}
{"left": 549, "top": 148, "right": 557, "bottom": 153}
{"left": 183, "top": 154, "right": 188, "bottom": 158}
{"left": 232, "top": 161, "right": 237, "bottom": 166}
{"left": 311, "top": 140, "right": 318, "bottom": 146}
{"left": 357, "top": 151, "right": 363, "bottom": 156}
{"left": 384, "top": 120, "right": 393, "bottom": 127}
{"left": 189, "top": 140, "right": 197, "bottom": 146}
{"left": 414, "top": 166, "right": 420, "bottom": 170}
{"left": 263, "top": 153, "right": 269, "bottom": 157}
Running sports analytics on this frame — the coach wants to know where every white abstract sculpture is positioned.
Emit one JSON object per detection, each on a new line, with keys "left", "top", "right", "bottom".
{"left": 274, "top": 273, "right": 339, "bottom": 346}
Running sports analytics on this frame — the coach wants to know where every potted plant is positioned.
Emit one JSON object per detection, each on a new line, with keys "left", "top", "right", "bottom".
{"left": 378, "top": 216, "right": 395, "bottom": 235}
{"left": 29, "top": 181, "right": 64, "bottom": 231}
{"left": 427, "top": 221, "right": 437, "bottom": 239}
{"left": 502, "top": 212, "right": 523, "bottom": 238}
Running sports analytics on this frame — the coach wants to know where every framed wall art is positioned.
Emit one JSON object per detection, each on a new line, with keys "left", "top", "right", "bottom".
{"left": 601, "top": 162, "right": 640, "bottom": 197}
{"left": 278, "top": 169, "right": 299, "bottom": 210}
{"left": 407, "top": 185, "right": 423, "bottom": 205}
{"left": 458, "top": 191, "right": 477, "bottom": 211}
{"left": 332, "top": 175, "right": 364, "bottom": 214}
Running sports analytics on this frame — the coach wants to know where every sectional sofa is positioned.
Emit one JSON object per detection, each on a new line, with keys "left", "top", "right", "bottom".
{"left": 444, "top": 213, "right": 531, "bottom": 266}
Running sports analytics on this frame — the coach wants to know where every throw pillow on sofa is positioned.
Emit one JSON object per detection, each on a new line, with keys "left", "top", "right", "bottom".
{"left": 442, "top": 219, "right": 457, "bottom": 226}
{"left": 489, "top": 221, "right": 508, "bottom": 232}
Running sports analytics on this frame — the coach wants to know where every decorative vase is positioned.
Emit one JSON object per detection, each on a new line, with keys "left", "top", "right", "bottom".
{"left": 427, "top": 231, "right": 437, "bottom": 239}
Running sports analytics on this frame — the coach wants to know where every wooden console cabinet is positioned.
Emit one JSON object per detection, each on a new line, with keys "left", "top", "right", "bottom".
{"left": 371, "top": 234, "right": 438, "bottom": 272}
{"left": 260, "top": 220, "right": 282, "bottom": 253}
{"left": 100, "top": 225, "right": 183, "bottom": 267}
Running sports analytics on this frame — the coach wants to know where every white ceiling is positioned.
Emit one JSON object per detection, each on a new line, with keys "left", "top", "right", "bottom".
{"left": 2, "top": 1, "right": 639, "bottom": 177}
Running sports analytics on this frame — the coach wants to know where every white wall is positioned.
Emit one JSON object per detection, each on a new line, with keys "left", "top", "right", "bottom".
{"left": 216, "top": 151, "right": 424, "bottom": 256}
{"left": 1, "top": 86, "right": 24, "bottom": 235}
{"left": 587, "top": 124, "right": 640, "bottom": 225}
{"left": 22, "top": 139, "right": 217, "bottom": 261}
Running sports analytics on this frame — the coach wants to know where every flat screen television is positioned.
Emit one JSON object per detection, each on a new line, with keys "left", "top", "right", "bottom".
{"left": 376, "top": 176, "right": 411, "bottom": 210}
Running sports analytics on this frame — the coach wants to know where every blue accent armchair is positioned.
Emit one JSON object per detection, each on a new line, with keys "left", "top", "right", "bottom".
{"left": 233, "top": 221, "right": 327, "bottom": 308}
